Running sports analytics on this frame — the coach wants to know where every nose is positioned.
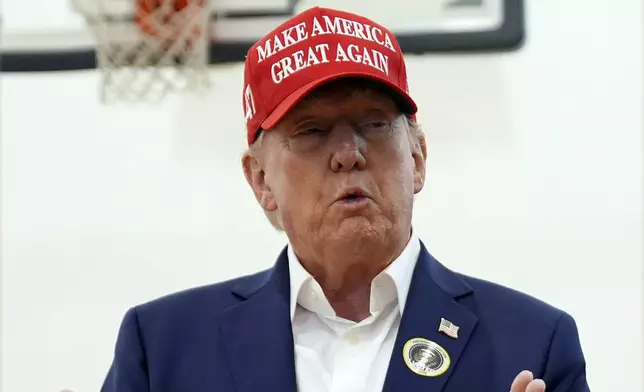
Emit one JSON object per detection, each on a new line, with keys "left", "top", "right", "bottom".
{"left": 330, "top": 125, "right": 367, "bottom": 172}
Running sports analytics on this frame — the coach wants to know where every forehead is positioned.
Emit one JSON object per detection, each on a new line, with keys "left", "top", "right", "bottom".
{"left": 289, "top": 78, "right": 398, "bottom": 116}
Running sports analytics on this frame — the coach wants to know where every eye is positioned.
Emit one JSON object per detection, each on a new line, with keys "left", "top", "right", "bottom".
{"left": 294, "top": 123, "right": 328, "bottom": 137}
{"left": 366, "top": 121, "right": 388, "bottom": 128}
{"left": 301, "top": 127, "right": 324, "bottom": 135}
{"left": 360, "top": 120, "right": 390, "bottom": 132}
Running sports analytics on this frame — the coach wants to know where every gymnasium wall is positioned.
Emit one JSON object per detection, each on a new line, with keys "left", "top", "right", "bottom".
{"left": 1, "top": 1, "right": 642, "bottom": 391}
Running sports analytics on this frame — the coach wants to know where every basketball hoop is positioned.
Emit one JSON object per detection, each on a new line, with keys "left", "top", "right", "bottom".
{"left": 73, "top": 0, "right": 211, "bottom": 103}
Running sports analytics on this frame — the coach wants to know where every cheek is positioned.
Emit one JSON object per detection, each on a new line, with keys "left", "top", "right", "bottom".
{"left": 374, "top": 147, "right": 416, "bottom": 196}
{"left": 270, "top": 160, "right": 322, "bottom": 206}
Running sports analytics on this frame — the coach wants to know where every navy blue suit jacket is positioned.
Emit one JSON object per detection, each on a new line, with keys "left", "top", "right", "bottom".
{"left": 101, "top": 243, "right": 590, "bottom": 391}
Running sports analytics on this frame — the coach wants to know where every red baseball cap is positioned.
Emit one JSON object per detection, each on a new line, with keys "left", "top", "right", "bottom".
{"left": 242, "top": 6, "right": 418, "bottom": 146}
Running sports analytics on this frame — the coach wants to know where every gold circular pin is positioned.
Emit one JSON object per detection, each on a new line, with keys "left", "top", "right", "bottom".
{"left": 402, "top": 337, "right": 451, "bottom": 377}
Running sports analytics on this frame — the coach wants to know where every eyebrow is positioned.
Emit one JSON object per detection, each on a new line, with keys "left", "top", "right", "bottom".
{"left": 289, "top": 115, "right": 323, "bottom": 126}
{"left": 360, "top": 108, "right": 395, "bottom": 118}
{"left": 286, "top": 107, "right": 395, "bottom": 127}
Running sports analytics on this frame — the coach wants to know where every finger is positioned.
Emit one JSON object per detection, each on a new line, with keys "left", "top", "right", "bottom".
{"left": 526, "top": 379, "right": 546, "bottom": 392}
{"left": 510, "top": 370, "right": 534, "bottom": 392}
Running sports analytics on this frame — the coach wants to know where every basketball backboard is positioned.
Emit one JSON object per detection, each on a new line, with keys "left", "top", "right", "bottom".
{"left": 0, "top": 0, "right": 524, "bottom": 72}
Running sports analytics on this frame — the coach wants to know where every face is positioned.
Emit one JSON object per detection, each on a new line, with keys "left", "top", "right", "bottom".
{"left": 243, "top": 80, "right": 427, "bottom": 250}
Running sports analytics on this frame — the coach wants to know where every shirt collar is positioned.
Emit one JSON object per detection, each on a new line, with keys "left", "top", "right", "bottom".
{"left": 287, "top": 232, "right": 421, "bottom": 321}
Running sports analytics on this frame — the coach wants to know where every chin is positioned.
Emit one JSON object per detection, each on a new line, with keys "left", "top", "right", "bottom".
{"left": 331, "top": 216, "right": 389, "bottom": 242}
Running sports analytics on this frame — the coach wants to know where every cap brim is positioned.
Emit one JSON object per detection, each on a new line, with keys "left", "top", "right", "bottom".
{"left": 260, "top": 71, "right": 418, "bottom": 131}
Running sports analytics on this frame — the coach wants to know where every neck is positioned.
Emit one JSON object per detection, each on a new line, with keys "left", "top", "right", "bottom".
{"left": 291, "top": 227, "right": 411, "bottom": 322}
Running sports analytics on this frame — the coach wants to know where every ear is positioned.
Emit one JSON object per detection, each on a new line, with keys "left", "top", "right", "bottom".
{"left": 412, "top": 133, "right": 427, "bottom": 194}
{"left": 242, "top": 151, "right": 278, "bottom": 212}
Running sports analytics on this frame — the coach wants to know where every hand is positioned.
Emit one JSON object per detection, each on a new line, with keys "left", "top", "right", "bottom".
{"left": 511, "top": 370, "right": 546, "bottom": 392}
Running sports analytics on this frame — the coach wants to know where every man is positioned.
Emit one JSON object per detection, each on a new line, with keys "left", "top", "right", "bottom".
{"left": 101, "top": 7, "right": 590, "bottom": 392}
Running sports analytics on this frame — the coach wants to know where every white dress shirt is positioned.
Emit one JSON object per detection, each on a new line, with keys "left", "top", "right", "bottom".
{"left": 287, "top": 234, "right": 421, "bottom": 392}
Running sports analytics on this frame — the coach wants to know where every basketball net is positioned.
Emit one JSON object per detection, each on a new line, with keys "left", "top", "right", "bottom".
{"left": 80, "top": 0, "right": 211, "bottom": 103}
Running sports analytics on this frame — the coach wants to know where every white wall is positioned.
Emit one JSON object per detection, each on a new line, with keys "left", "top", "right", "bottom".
{"left": 2, "top": 1, "right": 642, "bottom": 391}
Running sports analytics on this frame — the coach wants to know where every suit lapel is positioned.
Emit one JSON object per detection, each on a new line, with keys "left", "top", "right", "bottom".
{"left": 383, "top": 244, "right": 478, "bottom": 392}
{"left": 217, "top": 248, "right": 297, "bottom": 392}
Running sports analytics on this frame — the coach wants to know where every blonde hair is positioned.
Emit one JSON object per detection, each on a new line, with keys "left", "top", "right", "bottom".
{"left": 247, "top": 116, "right": 423, "bottom": 231}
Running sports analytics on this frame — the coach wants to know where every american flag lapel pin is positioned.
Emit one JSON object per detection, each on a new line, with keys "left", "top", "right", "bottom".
{"left": 438, "top": 317, "right": 459, "bottom": 339}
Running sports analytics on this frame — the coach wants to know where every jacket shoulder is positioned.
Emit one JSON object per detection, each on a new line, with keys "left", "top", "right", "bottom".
{"left": 134, "top": 267, "right": 272, "bottom": 320}
{"left": 453, "top": 274, "right": 588, "bottom": 388}
{"left": 458, "top": 273, "right": 568, "bottom": 329}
